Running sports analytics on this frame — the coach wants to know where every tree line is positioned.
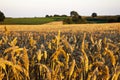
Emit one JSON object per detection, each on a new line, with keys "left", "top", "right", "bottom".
{"left": 0, "top": 10, "right": 120, "bottom": 24}
{"left": 63, "top": 11, "right": 120, "bottom": 24}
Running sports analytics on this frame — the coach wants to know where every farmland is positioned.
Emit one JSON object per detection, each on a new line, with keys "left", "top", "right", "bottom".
{"left": 0, "top": 23, "right": 120, "bottom": 80}
{"left": 0, "top": 23, "right": 120, "bottom": 32}
{"left": 0, "top": 15, "right": 119, "bottom": 25}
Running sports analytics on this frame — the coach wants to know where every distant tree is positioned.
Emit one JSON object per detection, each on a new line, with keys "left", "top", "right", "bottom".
{"left": 45, "top": 15, "right": 49, "bottom": 18}
{"left": 70, "top": 11, "right": 79, "bottom": 23}
{"left": 70, "top": 11, "right": 79, "bottom": 17}
{"left": 92, "top": 12, "right": 97, "bottom": 17}
{"left": 63, "top": 11, "right": 86, "bottom": 24}
{"left": 0, "top": 11, "right": 5, "bottom": 22}
{"left": 70, "top": 11, "right": 86, "bottom": 23}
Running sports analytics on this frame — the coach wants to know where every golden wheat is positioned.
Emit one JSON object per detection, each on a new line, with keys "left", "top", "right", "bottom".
{"left": 0, "top": 26, "right": 119, "bottom": 80}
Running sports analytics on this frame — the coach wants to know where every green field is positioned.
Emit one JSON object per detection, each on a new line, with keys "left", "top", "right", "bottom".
{"left": 0, "top": 16, "right": 119, "bottom": 25}
{"left": 0, "top": 17, "right": 66, "bottom": 25}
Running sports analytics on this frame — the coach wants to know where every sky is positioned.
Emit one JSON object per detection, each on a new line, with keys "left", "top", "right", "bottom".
{"left": 0, "top": 0, "right": 120, "bottom": 17}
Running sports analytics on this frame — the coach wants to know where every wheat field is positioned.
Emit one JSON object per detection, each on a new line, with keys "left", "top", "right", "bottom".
{"left": 0, "top": 23, "right": 120, "bottom": 32}
{"left": 0, "top": 23, "right": 120, "bottom": 80}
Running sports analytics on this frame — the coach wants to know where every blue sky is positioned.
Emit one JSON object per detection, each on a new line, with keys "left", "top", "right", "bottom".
{"left": 0, "top": 0, "right": 120, "bottom": 17}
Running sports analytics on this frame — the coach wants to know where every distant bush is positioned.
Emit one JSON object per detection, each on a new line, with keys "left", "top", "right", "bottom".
{"left": 86, "top": 15, "right": 120, "bottom": 23}
{"left": 54, "top": 14, "right": 60, "bottom": 17}
{"left": 46, "top": 14, "right": 67, "bottom": 18}
{"left": 0, "top": 11, "right": 5, "bottom": 22}
{"left": 63, "top": 17, "right": 73, "bottom": 24}
{"left": 45, "top": 15, "right": 53, "bottom": 17}
{"left": 107, "top": 19, "right": 117, "bottom": 23}
{"left": 117, "top": 16, "right": 120, "bottom": 22}
{"left": 61, "top": 15, "right": 67, "bottom": 17}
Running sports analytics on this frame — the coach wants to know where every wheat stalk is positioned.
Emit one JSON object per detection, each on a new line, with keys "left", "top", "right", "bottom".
{"left": 81, "top": 33, "right": 89, "bottom": 73}
{"left": 68, "top": 59, "right": 76, "bottom": 80}
{"left": 21, "top": 47, "right": 29, "bottom": 79}
{"left": 104, "top": 48, "right": 116, "bottom": 66}
{"left": 40, "top": 64, "right": 51, "bottom": 80}
{"left": 36, "top": 49, "right": 43, "bottom": 62}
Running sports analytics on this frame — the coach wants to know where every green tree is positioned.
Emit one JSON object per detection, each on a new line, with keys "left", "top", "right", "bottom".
{"left": 92, "top": 12, "right": 97, "bottom": 17}
{"left": 70, "top": 11, "right": 80, "bottom": 23}
{"left": 45, "top": 15, "right": 49, "bottom": 18}
{"left": 70, "top": 11, "right": 79, "bottom": 17}
{"left": 63, "top": 11, "right": 86, "bottom": 24}
{"left": 0, "top": 11, "right": 5, "bottom": 22}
